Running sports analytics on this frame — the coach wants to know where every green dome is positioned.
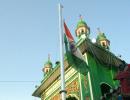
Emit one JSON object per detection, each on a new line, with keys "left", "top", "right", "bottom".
{"left": 77, "top": 19, "right": 88, "bottom": 28}
{"left": 44, "top": 60, "right": 52, "bottom": 67}
{"left": 97, "top": 33, "right": 107, "bottom": 41}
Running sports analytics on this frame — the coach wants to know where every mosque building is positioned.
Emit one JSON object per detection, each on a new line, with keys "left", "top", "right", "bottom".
{"left": 32, "top": 18, "right": 127, "bottom": 100}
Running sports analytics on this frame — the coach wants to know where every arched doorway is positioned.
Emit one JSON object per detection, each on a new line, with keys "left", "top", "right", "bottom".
{"left": 100, "top": 83, "right": 112, "bottom": 99}
{"left": 66, "top": 96, "right": 78, "bottom": 100}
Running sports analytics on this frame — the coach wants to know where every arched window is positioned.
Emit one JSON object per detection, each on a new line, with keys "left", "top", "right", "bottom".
{"left": 45, "top": 68, "right": 49, "bottom": 73}
{"left": 81, "top": 29, "right": 84, "bottom": 33}
{"left": 100, "top": 83, "right": 112, "bottom": 99}
{"left": 66, "top": 96, "right": 78, "bottom": 100}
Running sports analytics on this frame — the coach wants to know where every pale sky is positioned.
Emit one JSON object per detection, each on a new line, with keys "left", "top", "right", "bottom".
{"left": 0, "top": 0, "right": 130, "bottom": 100}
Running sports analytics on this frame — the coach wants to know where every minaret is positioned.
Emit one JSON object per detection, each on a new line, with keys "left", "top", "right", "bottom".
{"left": 42, "top": 54, "right": 53, "bottom": 76}
{"left": 75, "top": 16, "right": 90, "bottom": 39}
{"left": 96, "top": 28, "right": 110, "bottom": 50}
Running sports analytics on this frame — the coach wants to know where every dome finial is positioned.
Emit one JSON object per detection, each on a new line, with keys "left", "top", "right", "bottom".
{"left": 97, "top": 27, "right": 102, "bottom": 34}
{"left": 79, "top": 14, "right": 83, "bottom": 21}
{"left": 48, "top": 53, "right": 50, "bottom": 61}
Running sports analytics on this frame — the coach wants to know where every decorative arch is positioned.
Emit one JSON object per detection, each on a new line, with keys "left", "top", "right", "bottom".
{"left": 66, "top": 94, "right": 79, "bottom": 100}
{"left": 100, "top": 82, "right": 112, "bottom": 98}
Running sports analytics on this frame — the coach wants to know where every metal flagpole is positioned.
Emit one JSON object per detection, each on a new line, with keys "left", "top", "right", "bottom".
{"left": 58, "top": 3, "right": 66, "bottom": 100}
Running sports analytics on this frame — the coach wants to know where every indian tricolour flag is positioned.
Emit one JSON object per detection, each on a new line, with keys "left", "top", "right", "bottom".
{"left": 64, "top": 21, "right": 88, "bottom": 74}
{"left": 64, "top": 21, "right": 85, "bottom": 62}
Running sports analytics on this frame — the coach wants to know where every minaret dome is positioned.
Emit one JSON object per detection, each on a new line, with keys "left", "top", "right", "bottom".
{"left": 42, "top": 54, "right": 53, "bottom": 76}
{"left": 96, "top": 28, "right": 110, "bottom": 50}
{"left": 75, "top": 17, "right": 90, "bottom": 39}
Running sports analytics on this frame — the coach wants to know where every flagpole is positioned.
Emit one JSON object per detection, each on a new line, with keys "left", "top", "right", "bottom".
{"left": 58, "top": 3, "right": 66, "bottom": 100}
